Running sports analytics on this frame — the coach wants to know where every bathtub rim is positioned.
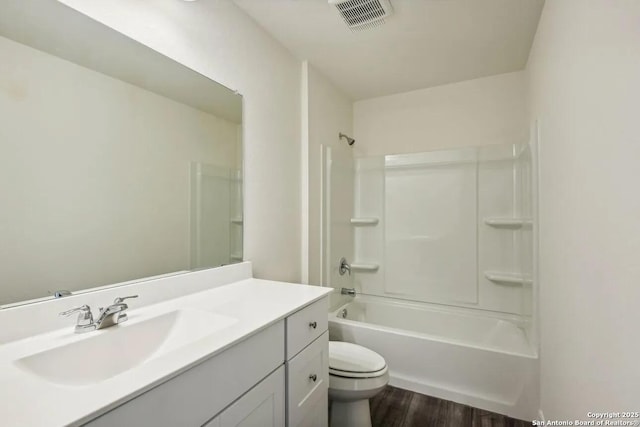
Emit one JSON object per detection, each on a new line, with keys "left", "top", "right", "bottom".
{"left": 329, "top": 297, "right": 538, "bottom": 359}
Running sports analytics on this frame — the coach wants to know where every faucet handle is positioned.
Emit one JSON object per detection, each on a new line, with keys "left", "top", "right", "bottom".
{"left": 339, "top": 257, "right": 351, "bottom": 276}
{"left": 59, "top": 304, "right": 91, "bottom": 317}
{"left": 113, "top": 295, "right": 139, "bottom": 304}
{"left": 59, "top": 305, "right": 94, "bottom": 327}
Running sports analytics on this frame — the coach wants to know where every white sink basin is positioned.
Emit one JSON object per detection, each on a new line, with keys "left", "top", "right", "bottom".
{"left": 15, "top": 309, "right": 237, "bottom": 386}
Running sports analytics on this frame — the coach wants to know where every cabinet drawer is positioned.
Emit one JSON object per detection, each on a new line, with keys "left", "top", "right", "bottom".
{"left": 286, "top": 331, "right": 328, "bottom": 427}
{"left": 286, "top": 297, "right": 328, "bottom": 359}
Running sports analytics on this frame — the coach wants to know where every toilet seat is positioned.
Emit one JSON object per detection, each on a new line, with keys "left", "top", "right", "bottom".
{"left": 329, "top": 366, "right": 388, "bottom": 378}
{"left": 329, "top": 341, "right": 388, "bottom": 379}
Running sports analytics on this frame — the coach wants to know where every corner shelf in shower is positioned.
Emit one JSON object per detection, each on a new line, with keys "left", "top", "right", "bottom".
{"left": 483, "top": 217, "right": 532, "bottom": 228}
{"left": 350, "top": 218, "right": 379, "bottom": 226}
{"left": 351, "top": 263, "right": 379, "bottom": 272}
{"left": 230, "top": 217, "right": 244, "bottom": 225}
{"left": 484, "top": 271, "right": 532, "bottom": 285}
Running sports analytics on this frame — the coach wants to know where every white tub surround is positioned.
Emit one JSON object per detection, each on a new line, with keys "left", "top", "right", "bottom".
{"left": 349, "top": 143, "right": 535, "bottom": 317}
{"left": 0, "top": 263, "right": 331, "bottom": 426}
{"left": 329, "top": 295, "right": 538, "bottom": 420}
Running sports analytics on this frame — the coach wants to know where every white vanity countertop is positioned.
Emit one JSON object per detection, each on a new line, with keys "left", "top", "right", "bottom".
{"left": 0, "top": 278, "right": 332, "bottom": 427}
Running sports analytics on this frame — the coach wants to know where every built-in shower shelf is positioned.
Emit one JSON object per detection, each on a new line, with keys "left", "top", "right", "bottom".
{"left": 484, "top": 271, "right": 532, "bottom": 285}
{"left": 483, "top": 217, "right": 532, "bottom": 228}
{"left": 230, "top": 253, "right": 243, "bottom": 261}
{"left": 230, "top": 217, "right": 243, "bottom": 225}
{"left": 350, "top": 218, "right": 379, "bottom": 226}
{"left": 351, "top": 263, "right": 379, "bottom": 272}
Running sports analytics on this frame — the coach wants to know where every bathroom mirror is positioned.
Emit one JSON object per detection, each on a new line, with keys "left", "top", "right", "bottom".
{"left": 0, "top": 0, "right": 243, "bottom": 307}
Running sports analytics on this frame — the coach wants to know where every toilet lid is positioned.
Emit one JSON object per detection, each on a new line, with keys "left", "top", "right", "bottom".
{"left": 329, "top": 341, "right": 386, "bottom": 375}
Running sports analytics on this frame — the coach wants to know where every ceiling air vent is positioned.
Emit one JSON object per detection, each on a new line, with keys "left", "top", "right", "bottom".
{"left": 329, "top": 0, "right": 394, "bottom": 32}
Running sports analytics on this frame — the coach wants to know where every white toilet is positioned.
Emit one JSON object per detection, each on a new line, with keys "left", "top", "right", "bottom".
{"left": 328, "top": 341, "right": 389, "bottom": 427}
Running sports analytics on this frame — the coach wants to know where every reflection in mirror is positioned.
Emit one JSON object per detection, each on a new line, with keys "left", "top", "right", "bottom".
{"left": 0, "top": 0, "right": 243, "bottom": 307}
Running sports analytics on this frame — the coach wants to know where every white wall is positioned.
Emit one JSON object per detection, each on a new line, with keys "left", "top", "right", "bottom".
{"left": 303, "top": 63, "right": 353, "bottom": 286}
{"left": 526, "top": 0, "right": 640, "bottom": 418}
{"left": 353, "top": 72, "right": 526, "bottom": 157}
{"left": 60, "top": 0, "right": 303, "bottom": 282}
{"left": 0, "top": 35, "right": 238, "bottom": 304}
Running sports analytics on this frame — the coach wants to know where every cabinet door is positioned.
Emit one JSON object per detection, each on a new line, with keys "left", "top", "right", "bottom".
{"left": 214, "top": 366, "right": 285, "bottom": 427}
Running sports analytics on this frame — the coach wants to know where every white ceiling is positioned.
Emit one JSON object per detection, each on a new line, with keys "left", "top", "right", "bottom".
{"left": 234, "top": 0, "right": 544, "bottom": 100}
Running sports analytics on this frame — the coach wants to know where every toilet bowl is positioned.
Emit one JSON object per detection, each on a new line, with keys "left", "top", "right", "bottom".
{"left": 328, "top": 341, "right": 389, "bottom": 427}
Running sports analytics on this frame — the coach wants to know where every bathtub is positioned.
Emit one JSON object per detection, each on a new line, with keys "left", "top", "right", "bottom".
{"left": 328, "top": 295, "right": 538, "bottom": 420}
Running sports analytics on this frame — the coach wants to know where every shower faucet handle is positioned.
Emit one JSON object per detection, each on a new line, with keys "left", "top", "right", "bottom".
{"left": 339, "top": 257, "right": 351, "bottom": 276}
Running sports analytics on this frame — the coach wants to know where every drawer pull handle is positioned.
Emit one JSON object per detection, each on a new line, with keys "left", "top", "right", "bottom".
{"left": 309, "top": 321, "right": 317, "bottom": 329}
{"left": 309, "top": 374, "right": 317, "bottom": 382}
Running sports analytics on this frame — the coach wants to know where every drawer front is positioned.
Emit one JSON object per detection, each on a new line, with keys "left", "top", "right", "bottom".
{"left": 286, "top": 297, "right": 328, "bottom": 359}
{"left": 286, "top": 331, "right": 329, "bottom": 427}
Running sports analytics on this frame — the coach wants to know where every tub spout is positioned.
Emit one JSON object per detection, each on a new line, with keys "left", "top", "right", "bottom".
{"left": 341, "top": 288, "right": 356, "bottom": 296}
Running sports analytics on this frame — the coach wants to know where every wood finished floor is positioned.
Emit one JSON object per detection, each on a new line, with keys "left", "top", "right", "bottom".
{"left": 369, "top": 386, "right": 529, "bottom": 427}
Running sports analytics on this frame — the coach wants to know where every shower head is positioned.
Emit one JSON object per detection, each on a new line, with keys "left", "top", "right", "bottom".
{"left": 339, "top": 132, "right": 355, "bottom": 146}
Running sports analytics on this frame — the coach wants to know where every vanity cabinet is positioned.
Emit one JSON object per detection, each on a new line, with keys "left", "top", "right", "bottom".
{"left": 84, "top": 321, "right": 285, "bottom": 427}
{"left": 286, "top": 298, "right": 329, "bottom": 427}
{"left": 83, "top": 296, "right": 329, "bottom": 427}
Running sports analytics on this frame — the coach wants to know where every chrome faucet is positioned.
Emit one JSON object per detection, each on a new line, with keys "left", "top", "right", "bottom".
{"left": 96, "top": 295, "right": 138, "bottom": 329}
{"left": 339, "top": 257, "right": 351, "bottom": 276}
{"left": 341, "top": 288, "right": 356, "bottom": 296}
{"left": 53, "top": 290, "right": 72, "bottom": 298}
{"left": 59, "top": 295, "right": 138, "bottom": 334}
